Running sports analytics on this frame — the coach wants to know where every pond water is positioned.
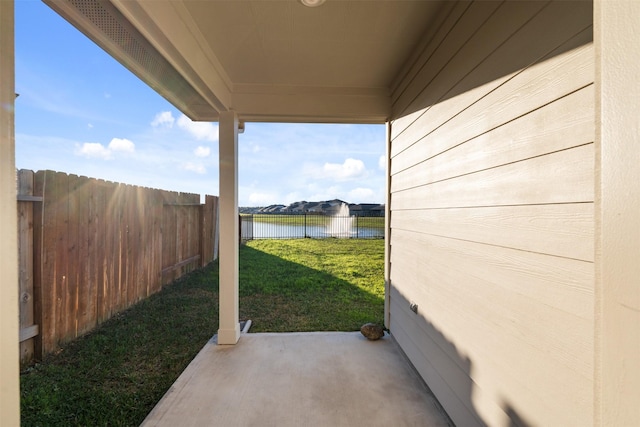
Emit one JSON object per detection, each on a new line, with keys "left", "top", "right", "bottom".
{"left": 245, "top": 222, "right": 383, "bottom": 239}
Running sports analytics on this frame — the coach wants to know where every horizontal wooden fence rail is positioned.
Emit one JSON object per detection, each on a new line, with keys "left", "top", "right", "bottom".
{"left": 17, "top": 169, "right": 218, "bottom": 364}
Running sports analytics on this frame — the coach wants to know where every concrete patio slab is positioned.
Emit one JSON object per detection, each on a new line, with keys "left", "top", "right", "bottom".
{"left": 141, "top": 332, "right": 452, "bottom": 427}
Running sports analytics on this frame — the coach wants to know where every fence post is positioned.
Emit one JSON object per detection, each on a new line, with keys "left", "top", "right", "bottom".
{"left": 17, "top": 169, "right": 39, "bottom": 366}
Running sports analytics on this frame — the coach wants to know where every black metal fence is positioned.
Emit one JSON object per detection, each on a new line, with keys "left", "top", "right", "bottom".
{"left": 240, "top": 214, "right": 384, "bottom": 240}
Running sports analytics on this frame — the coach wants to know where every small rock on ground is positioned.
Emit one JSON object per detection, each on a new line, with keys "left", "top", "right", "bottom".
{"left": 360, "top": 323, "right": 385, "bottom": 340}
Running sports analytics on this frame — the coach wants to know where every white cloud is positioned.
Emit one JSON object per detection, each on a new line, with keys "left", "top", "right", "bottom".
{"left": 77, "top": 142, "right": 111, "bottom": 160}
{"left": 283, "top": 192, "right": 301, "bottom": 205}
{"left": 194, "top": 146, "right": 211, "bottom": 158}
{"left": 378, "top": 154, "right": 386, "bottom": 170}
{"left": 87, "top": 123, "right": 93, "bottom": 129}
{"left": 182, "top": 162, "right": 206, "bottom": 174}
{"left": 75, "top": 138, "right": 135, "bottom": 160}
{"left": 177, "top": 114, "right": 218, "bottom": 141}
{"left": 151, "top": 111, "right": 175, "bottom": 128}
{"left": 348, "top": 187, "right": 375, "bottom": 201}
{"left": 321, "top": 158, "right": 367, "bottom": 181}
{"left": 309, "top": 185, "right": 343, "bottom": 202}
{"left": 249, "top": 192, "right": 278, "bottom": 205}
{"left": 108, "top": 137, "right": 135, "bottom": 153}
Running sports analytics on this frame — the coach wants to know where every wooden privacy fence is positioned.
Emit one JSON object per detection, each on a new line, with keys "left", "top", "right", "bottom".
{"left": 17, "top": 169, "right": 219, "bottom": 365}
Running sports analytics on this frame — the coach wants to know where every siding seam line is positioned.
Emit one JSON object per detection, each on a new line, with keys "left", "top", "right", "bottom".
{"left": 389, "top": 228, "right": 595, "bottom": 264}
{"left": 392, "top": 140, "right": 594, "bottom": 193}
{"left": 391, "top": 82, "right": 593, "bottom": 178}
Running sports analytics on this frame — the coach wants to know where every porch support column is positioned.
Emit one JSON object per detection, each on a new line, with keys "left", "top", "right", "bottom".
{"left": 217, "top": 110, "right": 241, "bottom": 345}
{"left": 383, "top": 121, "right": 391, "bottom": 328}
{"left": 0, "top": 0, "right": 20, "bottom": 423}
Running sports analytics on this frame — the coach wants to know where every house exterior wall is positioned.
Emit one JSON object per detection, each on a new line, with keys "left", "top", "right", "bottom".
{"left": 594, "top": 1, "right": 640, "bottom": 424}
{"left": 387, "top": 1, "right": 594, "bottom": 425}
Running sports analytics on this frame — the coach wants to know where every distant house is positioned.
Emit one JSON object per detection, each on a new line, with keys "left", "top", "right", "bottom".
{"left": 285, "top": 201, "right": 308, "bottom": 213}
{"left": 369, "top": 205, "right": 384, "bottom": 216}
{"left": 260, "top": 205, "right": 285, "bottom": 213}
{"left": 349, "top": 203, "right": 384, "bottom": 216}
{"left": 246, "top": 201, "right": 384, "bottom": 216}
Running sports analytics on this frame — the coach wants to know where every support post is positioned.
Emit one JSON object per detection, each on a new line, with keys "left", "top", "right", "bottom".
{"left": 384, "top": 121, "right": 391, "bottom": 328}
{"left": 217, "top": 111, "right": 241, "bottom": 345}
{"left": 0, "top": 0, "right": 20, "bottom": 423}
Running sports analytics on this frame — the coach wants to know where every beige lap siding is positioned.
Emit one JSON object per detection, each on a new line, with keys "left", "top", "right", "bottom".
{"left": 387, "top": 1, "right": 594, "bottom": 426}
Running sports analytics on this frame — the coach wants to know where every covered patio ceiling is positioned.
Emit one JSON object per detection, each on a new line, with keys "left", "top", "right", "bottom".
{"left": 44, "top": 0, "right": 446, "bottom": 123}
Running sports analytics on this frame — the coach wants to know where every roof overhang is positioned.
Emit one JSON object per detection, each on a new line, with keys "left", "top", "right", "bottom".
{"left": 44, "top": 0, "right": 446, "bottom": 124}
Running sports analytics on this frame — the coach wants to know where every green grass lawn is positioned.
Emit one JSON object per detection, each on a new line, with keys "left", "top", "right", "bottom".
{"left": 240, "top": 239, "right": 384, "bottom": 331}
{"left": 20, "top": 239, "right": 384, "bottom": 426}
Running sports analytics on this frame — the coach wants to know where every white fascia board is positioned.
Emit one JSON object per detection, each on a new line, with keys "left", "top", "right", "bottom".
{"left": 232, "top": 85, "right": 390, "bottom": 124}
{"left": 44, "top": 0, "right": 220, "bottom": 121}
{"left": 111, "top": 0, "right": 232, "bottom": 115}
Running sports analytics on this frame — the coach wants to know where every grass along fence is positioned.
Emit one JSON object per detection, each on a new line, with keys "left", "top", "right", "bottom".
{"left": 17, "top": 169, "right": 219, "bottom": 365}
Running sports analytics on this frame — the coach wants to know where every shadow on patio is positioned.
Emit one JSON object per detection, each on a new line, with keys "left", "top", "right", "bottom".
{"left": 141, "top": 332, "right": 453, "bottom": 427}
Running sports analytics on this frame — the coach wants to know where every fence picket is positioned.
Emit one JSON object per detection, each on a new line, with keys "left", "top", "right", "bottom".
{"left": 32, "top": 170, "right": 45, "bottom": 358}
{"left": 81, "top": 175, "right": 97, "bottom": 333}
{"left": 125, "top": 184, "right": 136, "bottom": 307}
{"left": 95, "top": 179, "right": 107, "bottom": 324}
{"left": 105, "top": 182, "right": 116, "bottom": 320}
{"left": 17, "top": 170, "right": 35, "bottom": 365}
{"left": 74, "top": 176, "right": 86, "bottom": 337}
{"left": 150, "top": 190, "right": 163, "bottom": 295}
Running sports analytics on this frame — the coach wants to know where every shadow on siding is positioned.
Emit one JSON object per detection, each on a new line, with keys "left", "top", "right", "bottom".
{"left": 391, "top": 290, "right": 534, "bottom": 426}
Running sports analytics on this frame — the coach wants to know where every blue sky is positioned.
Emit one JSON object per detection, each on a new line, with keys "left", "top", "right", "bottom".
{"left": 14, "top": 1, "right": 386, "bottom": 206}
